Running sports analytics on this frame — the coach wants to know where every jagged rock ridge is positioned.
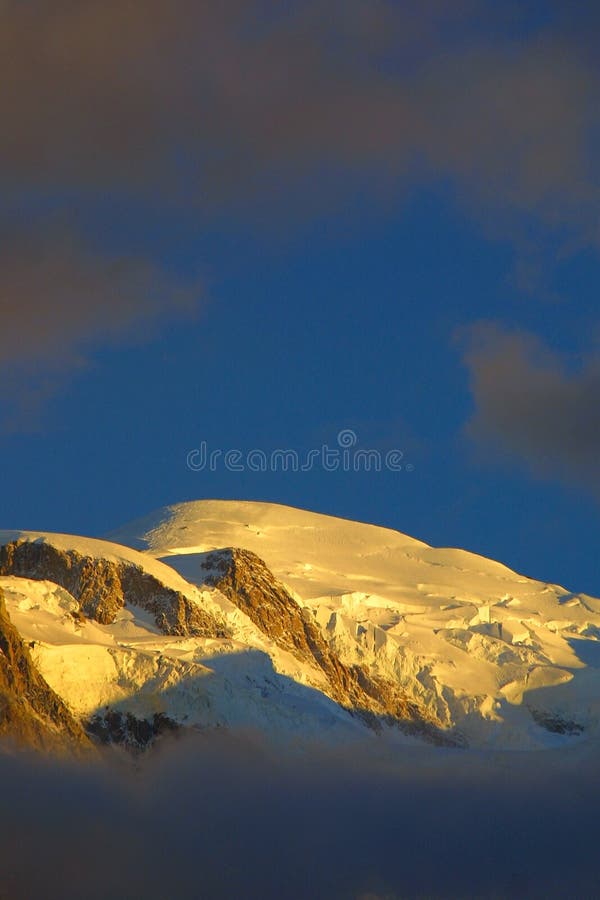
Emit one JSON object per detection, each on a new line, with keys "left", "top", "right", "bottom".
{"left": 201, "top": 547, "right": 455, "bottom": 743}
{"left": 0, "top": 538, "right": 229, "bottom": 638}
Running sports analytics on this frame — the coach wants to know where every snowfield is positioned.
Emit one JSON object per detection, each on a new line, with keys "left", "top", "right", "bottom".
{"left": 0, "top": 571, "right": 366, "bottom": 743}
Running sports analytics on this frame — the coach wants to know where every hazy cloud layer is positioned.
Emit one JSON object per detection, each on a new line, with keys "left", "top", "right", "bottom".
{"left": 461, "top": 324, "right": 600, "bottom": 493}
{"left": 1, "top": 731, "right": 600, "bottom": 899}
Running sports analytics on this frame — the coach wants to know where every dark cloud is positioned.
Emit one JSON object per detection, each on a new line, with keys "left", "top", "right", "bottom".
{"left": 0, "top": 224, "right": 200, "bottom": 429}
{"left": 461, "top": 324, "right": 600, "bottom": 492}
{"left": 1, "top": 1, "right": 597, "bottom": 216}
{"left": 1, "top": 731, "right": 600, "bottom": 899}
{"left": 0, "top": 227, "right": 199, "bottom": 368}
{"left": 0, "top": 1, "right": 598, "bottom": 422}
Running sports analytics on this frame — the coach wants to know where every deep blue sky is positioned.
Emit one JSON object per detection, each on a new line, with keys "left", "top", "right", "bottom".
{"left": 1, "top": 2, "right": 599, "bottom": 594}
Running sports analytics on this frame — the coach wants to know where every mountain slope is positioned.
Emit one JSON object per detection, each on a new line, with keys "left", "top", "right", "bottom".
{"left": 200, "top": 547, "right": 449, "bottom": 741}
{"left": 0, "top": 586, "right": 91, "bottom": 753}
{"left": 1, "top": 531, "right": 436, "bottom": 747}
{"left": 111, "top": 499, "right": 600, "bottom": 749}
{"left": 0, "top": 533, "right": 229, "bottom": 637}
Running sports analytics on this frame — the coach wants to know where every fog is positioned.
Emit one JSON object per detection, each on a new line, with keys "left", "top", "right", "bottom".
{"left": 1, "top": 731, "right": 598, "bottom": 899}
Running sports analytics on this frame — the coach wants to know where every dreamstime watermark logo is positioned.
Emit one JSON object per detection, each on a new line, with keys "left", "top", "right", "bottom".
{"left": 186, "top": 429, "right": 414, "bottom": 474}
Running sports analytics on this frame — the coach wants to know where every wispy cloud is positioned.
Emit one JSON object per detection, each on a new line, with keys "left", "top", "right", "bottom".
{"left": 0, "top": 224, "right": 200, "bottom": 429}
{"left": 461, "top": 323, "right": 600, "bottom": 494}
{"left": 0, "top": 228, "right": 198, "bottom": 368}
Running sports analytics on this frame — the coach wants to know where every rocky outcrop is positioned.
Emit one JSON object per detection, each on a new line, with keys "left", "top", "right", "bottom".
{"left": 0, "top": 539, "right": 230, "bottom": 638}
{"left": 0, "top": 586, "right": 91, "bottom": 752}
{"left": 201, "top": 548, "right": 456, "bottom": 743}
{"left": 528, "top": 707, "right": 584, "bottom": 735}
{"left": 86, "top": 709, "right": 180, "bottom": 752}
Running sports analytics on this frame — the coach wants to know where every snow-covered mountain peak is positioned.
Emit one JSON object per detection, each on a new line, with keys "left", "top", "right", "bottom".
{"left": 110, "top": 499, "right": 600, "bottom": 749}
{"left": 3, "top": 500, "right": 600, "bottom": 753}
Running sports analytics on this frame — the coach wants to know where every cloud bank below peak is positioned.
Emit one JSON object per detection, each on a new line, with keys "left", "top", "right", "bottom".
{"left": 2, "top": 731, "right": 600, "bottom": 899}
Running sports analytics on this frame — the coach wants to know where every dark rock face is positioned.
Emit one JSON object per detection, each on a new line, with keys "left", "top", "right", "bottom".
{"left": 86, "top": 709, "right": 180, "bottom": 752}
{"left": 201, "top": 548, "right": 454, "bottom": 743}
{"left": 0, "top": 539, "right": 230, "bottom": 638}
{"left": 0, "top": 587, "right": 91, "bottom": 752}
{"left": 529, "top": 707, "right": 584, "bottom": 735}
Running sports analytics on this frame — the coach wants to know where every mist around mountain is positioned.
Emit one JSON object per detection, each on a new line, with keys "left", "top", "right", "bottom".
{"left": 2, "top": 728, "right": 600, "bottom": 900}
